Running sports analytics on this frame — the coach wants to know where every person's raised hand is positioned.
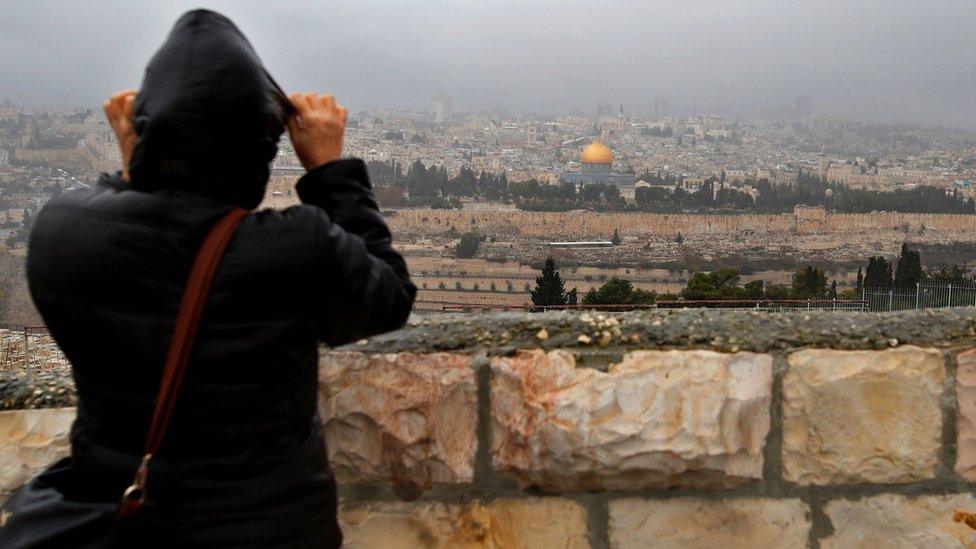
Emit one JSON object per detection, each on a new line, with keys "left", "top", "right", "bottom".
{"left": 103, "top": 90, "right": 137, "bottom": 181}
{"left": 287, "top": 93, "right": 347, "bottom": 171}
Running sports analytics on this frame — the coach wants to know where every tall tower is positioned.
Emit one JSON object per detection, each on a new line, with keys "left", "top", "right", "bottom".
{"left": 432, "top": 93, "right": 452, "bottom": 123}
{"left": 818, "top": 146, "right": 829, "bottom": 180}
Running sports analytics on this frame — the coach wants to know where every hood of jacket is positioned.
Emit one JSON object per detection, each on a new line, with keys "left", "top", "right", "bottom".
{"left": 128, "top": 9, "right": 291, "bottom": 209}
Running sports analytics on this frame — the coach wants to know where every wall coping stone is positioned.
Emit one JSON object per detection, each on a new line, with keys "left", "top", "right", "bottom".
{"left": 3, "top": 308, "right": 976, "bottom": 411}
{"left": 353, "top": 308, "right": 976, "bottom": 354}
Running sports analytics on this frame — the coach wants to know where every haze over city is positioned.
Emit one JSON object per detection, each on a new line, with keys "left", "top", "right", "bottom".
{"left": 2, "top": 0, "right": 975, "bottom": 127}
{"left": 5, "top": 6, "right": 976, "bottom": 546}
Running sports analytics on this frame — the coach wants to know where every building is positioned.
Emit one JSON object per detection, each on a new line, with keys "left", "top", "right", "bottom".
{"left": 653, "top": 96, "right": 669, "bottom": 118}
{"left": 0, "top": 99, "right": 19, "bottom": 121}
{"left": 559, "top": 141, "right": 634, "bottom": 189}
{"left": 549, "top": 241, "right": 614, "bottom": 248}
{"left": 432, "top": 93, "right": 452, "bottom": 123}
{"left": 723, "top": 170, "right": 750, "bottom": 184}
{"left": 471, "top": 155, "right": 502, "bottom": 173}
{"left": 681, "top": 177, "right": 706, "bottom": 193}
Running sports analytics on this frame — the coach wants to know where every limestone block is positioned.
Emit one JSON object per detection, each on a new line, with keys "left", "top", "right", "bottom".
{"left": 339, "top": 498, "right": 589, "bottom": 548}
{"left": 319, "top": 352, "right": 477, "bottom": 487}
{"left": 823, "top": 494, "right": 976, "bottom": 548}
{"left": 491, "top": 349, "right": 773, "bottom": 491}
{"left": 955, "top": 349, "right": 976, "bottom": 481}
{"left": 783, "top": 346, "right": 944, "bottom": 485}
{"left": 0, "top": 408, "right": 74, "bottom": 498}
{"left": 609, "top": 497, "right": 810, "bottom": 548}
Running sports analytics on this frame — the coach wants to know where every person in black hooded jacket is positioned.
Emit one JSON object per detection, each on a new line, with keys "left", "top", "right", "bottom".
{"left": 0, "top": 9, "right": 415, "bottom": 548}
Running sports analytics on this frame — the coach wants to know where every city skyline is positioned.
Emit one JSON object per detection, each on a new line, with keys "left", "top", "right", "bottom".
{"left": 1, "top": 0, "right": 975, "bottom": 128}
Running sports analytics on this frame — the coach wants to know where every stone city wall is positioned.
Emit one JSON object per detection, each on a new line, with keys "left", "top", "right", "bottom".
{"left": 826, "top": 211, "right": 976, "bottom": 234}
{"left": 386, "top": 207, "right": 976, "bottom": 240}
{"left": 4, "top": 308, "right": 976, "bottom": 547}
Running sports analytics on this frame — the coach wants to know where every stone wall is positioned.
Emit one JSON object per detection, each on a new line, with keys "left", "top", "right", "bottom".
{"left": 4, "top": 308, "right": 976, "bottom": 547}
{"left": 386, "top": 207, "right": 976, "bottom": 240}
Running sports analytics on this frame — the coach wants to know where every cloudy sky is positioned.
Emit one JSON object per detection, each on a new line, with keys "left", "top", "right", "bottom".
{"left": 1, "top": 0, "right": 974, "bottom": 126}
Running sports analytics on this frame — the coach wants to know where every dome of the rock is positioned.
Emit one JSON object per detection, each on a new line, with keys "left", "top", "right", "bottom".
{"left": 581, "top": 141, "right": 613, "bottom": 164}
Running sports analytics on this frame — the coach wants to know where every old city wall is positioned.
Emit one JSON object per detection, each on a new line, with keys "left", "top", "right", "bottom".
{"left": 388, "top": 209, "right": 792, "bottom": 238}
{"left": 826, "top": 212, "right": 976, "bottom": 234}
{"left": 386, "top": 207, "right": 976, "bottom": 240}
{"left": 5, "top": 309, "right": 976, "bottom": 547}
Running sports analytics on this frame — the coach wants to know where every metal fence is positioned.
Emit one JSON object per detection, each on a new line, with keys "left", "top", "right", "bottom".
{"left": 4, "top": 285, "right": 972, "bottom": 374}
{"left": 0, "top": 326, "right": 70, "bottom": 376}
{"left": 655, "top": 299, "right": 869, "bottom": 312}
{"left": 862, "top": 282, "right": 976, "bottom": 312}
{"left": 430, "top": 299, "right": 869, "bottom": 313}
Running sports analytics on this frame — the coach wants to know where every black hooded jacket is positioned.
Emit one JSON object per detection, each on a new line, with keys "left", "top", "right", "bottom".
{"left": 19, "top": 10, "right": 415, "bottom": 547}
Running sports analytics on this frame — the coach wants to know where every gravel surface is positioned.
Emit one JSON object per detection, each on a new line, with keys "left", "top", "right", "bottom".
{"left": 4, "top": 308, "right": 975, "bottom": 410}
{"left": 0, "top": 370, "right": 76, "bottom": 410}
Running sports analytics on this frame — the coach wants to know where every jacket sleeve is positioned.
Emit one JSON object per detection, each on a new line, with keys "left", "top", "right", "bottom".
{"left": 295, "top": 158, "right": 416, "bottom": 346}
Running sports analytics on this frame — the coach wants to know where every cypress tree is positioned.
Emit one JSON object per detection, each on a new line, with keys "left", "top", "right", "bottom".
{"left": 791, "top": 266, "right": 828, "bottom": 299}
{"left": 530, "top": 257, "right": 573, "bottom": 309}
{"left": 893, "top": 243, "right": 923, "bottom": 289}
{"left": 864, "top": 256, "right": 893, "bottom": 289}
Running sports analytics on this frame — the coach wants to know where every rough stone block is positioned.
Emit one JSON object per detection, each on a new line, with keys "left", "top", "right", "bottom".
{"left": 491, "top": 349, "right": 773, "bottom": 491}
{"left": 955, "top": 349, "right": 976, "bottom": 481}
{"left": 783, "top": 346, "right": 944, "bottom": 485}
{"left": 822, "top": 494, "right": 976, "bottom": 548}
{"left": 319, "top": 352, "right": 477, "bottom": 487}
{"left": 609, "top": 497, "right": 810, "bottom": 548}
{"left": 339, "top": 498, "right": 589, "bottom": 548}
{"left": 0, "top": 408, "right": 74, "bottom": 498}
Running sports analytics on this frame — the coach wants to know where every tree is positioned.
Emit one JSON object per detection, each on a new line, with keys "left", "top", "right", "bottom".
{"left": 583, "top": 278, "right": 631, "bottom": 305}
{"left": 611, "top": 228, "right": 622, "bottom": 246}
{"left": 455, "top": 231, "right": 484, "bottom": 258}
{"left": 893, "top": 243, "right": 923, "bottom": 289}
{"left": 855, "top": 267, "right": 863, "bottom": 292}
{"left": 791, "top": 266, "right": 828, "bottom": 299}
{"left": 681, "top": 268, "right": 743, "bottom": 300}
{"left": 582, "top": 277, "right": 656, "bottom": 307}
{"left": 451, "top": 167, "right": 478, "bottom": 197}
{"left": 765, "top": 284, "right": 791, "bottom": 300}
{"left": 928, "top": 264, "right": 972, "bottom": 285}
{"left": 530, "top": 257, "right": 576, "bottom": 310}
{"left": 864, "top": 256, "right": 893, "bottom": 288}
{"left": 743, "top": 280, "right": 764, "bottom": 300}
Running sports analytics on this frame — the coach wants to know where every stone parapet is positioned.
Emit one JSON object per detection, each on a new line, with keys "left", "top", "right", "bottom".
{"left": 491, "top": 349, "right": 772, "bottom": 491}
{"left": 4, "top": 308, "right": 976, "bottom": 547}
{"left": 783, "top": 347, "right": 945, "bottom": 485}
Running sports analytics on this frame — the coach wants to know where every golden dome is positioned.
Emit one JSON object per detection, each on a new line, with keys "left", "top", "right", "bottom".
{"left": 581, "top": 141, "right": 613, "bottom": 164}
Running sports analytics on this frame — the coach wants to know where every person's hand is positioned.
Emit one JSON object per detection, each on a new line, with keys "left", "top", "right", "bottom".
{"left": 287, "top": 93, "right": 347, "bottom": 171}
{"left": 103, "top": 90, "right": 137, "bottom": 181}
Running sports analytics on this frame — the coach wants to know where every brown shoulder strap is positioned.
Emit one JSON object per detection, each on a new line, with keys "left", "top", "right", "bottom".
{"left": 119, "top": 207, "right": 248, "bottom": 517}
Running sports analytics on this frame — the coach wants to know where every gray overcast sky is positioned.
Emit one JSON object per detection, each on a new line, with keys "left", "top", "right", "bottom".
{"left": 1, "top": 0, "right": 974, "bottom": 126}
